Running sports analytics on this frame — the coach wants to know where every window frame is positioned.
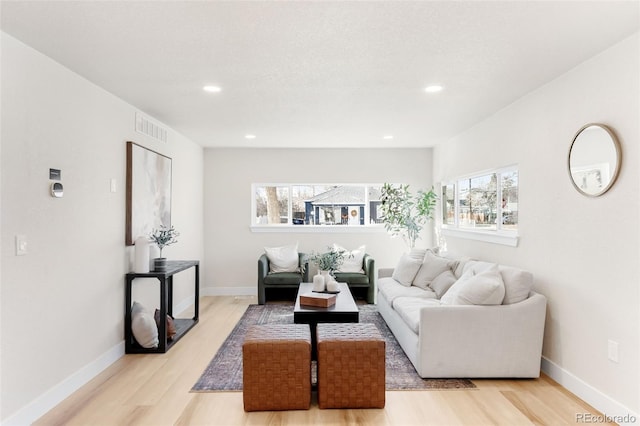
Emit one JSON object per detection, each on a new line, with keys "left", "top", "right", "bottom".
{"left": 250, "top": 183, "right": 387, "bottom": 233}
{"left": 440, "top": 165, "right": 519, "bottom": 247}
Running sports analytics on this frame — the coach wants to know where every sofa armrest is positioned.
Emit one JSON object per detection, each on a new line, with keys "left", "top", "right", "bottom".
{"left": 258, "top": 254, "right": 269, "bottom": 281}
{"left": 418, "top": 292, "right": 547, "bottom": 378}
{"left": 298, "top": 252, "right": 309, "bottom": 282}
{"left": 378, "top": 268, "right": 394, "bottom": 278}
{"left": 257, "top": 254, "right": 270, "bottom": 304}
{"left": 363, "top": 254, "right": 376, "bottom": 304}
{"left": 363, "top": 254, "right": 375, "bottom": 279}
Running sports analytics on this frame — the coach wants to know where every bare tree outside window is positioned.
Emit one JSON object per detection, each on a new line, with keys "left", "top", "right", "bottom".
{"left": 255, "top": 186, "right": 289, "bottom": 224}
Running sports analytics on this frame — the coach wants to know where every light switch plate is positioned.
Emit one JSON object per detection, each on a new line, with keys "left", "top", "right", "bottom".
{"left": 15, "top": 235, "right": 27, "bottom": 256}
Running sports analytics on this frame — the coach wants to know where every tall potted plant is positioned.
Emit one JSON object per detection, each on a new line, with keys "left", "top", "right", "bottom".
{"left": 149, "top": 225, "right": 180, "bottom": 271}
{"left": 380, "top": 183, "right": 437, "bottom": 248}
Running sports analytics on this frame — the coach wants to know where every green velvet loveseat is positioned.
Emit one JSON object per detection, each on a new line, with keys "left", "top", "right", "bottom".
{"left": 258, "top": 253, "right": 309, "bottom": 305}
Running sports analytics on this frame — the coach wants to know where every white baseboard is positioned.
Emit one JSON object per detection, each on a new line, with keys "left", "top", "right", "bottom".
{"left": 2, "top": 341, "right": 124, "bottom": 426}
{"left": 541, "top": 356, "right": 639, "bottom": 425}
{"left": 200, "top": 286, "right": 256, "bottom": 297}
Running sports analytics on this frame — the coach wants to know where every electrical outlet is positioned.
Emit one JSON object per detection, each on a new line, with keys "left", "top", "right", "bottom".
{"left": 608, "top": 340, "right": 619, "bottom": 363}
{"left": 110, "top": 178, "right": 117, "bottom": 193}
{"left": 15, "top": 235, "right": 28, "bottom": 256}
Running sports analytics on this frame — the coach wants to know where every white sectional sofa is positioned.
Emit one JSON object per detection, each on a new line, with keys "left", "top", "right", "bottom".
{"left": 377, "top": 250, "right": 547, "bottom": 378}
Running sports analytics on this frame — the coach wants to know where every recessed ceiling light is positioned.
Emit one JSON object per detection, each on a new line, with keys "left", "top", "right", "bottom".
{"left": 203, "top": 85, "right": 221, "bottom": 93}
{"left": 383, "top": 135, "right": 394, "bottom": 140}
{"left": 245, "top": 134, "right": 256, "bottom": 139}
{"left": 424, "top": 85, "right": 444, "bottom": 93}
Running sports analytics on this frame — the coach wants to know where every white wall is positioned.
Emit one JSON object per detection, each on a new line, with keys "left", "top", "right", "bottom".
{"left": 0, "top": 33, "right": 204, "bottom": 423}
{"left": 434, "top": 34, "right": 639, "bottom": 417}
{"left": 202, "top": 148, "right": 433, "bottom": 294}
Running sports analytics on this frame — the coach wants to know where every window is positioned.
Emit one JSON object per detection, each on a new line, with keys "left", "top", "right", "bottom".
{"left": 252, "top": 184, "right": 384, "bottom": 231}
{"left": 441, "top": 166, "right": 518, "bottom": 246}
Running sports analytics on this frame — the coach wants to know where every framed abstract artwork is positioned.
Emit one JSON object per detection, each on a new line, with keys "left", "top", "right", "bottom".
{"left": 126, "top": 141, "right": 172, "bottom": 245}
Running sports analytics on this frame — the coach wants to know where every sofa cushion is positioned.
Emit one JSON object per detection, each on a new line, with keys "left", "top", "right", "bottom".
{"left": 392, "top": 297, "right": 442, "bottom": 334}
{"left": 429, "top": 269, "right": 457, "bottom": 298}
{"left": 441, "top": 266, "right": 505, "bottom": 305}
{"left": 392, "top": 253, "right": 423, "bottom": 287}
{"left": 412, "top": 250, "right": 458, "bottom": 290}
{"left": 264, "top": 243, "right": 299, "bottom": 273}
{"left": 263, "top": 272, "right": 303, "bottom": 285}
{"left": 333, "top": 272, "right": 370, "bottom": 285}
{"left": 378, "top": 277, "right": 437, "bottom": 307}
{"left": 333, "top": 244, "right": 366, "bottom": 273}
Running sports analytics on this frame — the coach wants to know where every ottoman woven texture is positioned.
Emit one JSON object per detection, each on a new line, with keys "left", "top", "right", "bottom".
{"left": 242, "top": 324, "right": 311, "bottom": 412}
{"left": 317, "top": 323, "right": 386, "bottom": 409}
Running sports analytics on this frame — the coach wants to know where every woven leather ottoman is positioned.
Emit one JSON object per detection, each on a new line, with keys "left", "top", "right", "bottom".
{"left": 316, "top": 323, "right": 385, "bottom": 409}
{"left": 242, "top": 324, "right": 311, "bottom": 411}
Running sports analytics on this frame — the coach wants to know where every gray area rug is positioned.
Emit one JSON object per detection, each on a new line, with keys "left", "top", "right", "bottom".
{"left": 191, "top": 303, "right": 475, "bottom": 392}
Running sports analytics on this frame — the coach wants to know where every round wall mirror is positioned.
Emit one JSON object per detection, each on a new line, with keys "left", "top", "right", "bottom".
{"left": 568, "top": 123, "right": 621, "bottom": 197}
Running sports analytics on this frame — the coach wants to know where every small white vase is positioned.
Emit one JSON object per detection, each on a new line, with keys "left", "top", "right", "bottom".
{"left": 326, "top": 279, "right": 339, "bottom": 292}
{"left": 320, "top": 270, "right": 331, "bottom": 287}
{"left": 313, "top": 273, "right": 325, "bottom": 292}
{"left": 134, "top": 236, "right": 150, "bottom": 273}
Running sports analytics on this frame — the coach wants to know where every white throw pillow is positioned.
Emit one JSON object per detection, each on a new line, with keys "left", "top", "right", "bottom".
{"left": 392, "top": 253, "right": 423, "bottom": 287}
{"left": 131, "top": 302, "right": 159, "bottom": 349}
{"left": 264, "top": 243, "right": 299, "bottom": 273}
{"left": 499, "top": 266, "right": 534, "bottom": 305}
{"left": 408, "top": 248, "right": 427, "bottom": 261}
{"left": 412, "top": 250, "right": 458, "bottom": 290}
{"left": 333, "top": 244, "right": 366, "bottom": 273}
{"left": 441, "top": 266, "right": 505, "bottom": 305}
{"left": 429, "top": 269, "right": 457, "bottom": 299}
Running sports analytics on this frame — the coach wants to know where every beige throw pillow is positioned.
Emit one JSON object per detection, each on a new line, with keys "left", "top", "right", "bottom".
{"left": 408, "top": 248, "right": 427, "bottom": 261}
{"left": 499, "top": 266, "right": 534, "bottom": 305}
{"left": 264, "top": 243, "right": 299, "bottom": 273}
{"left": 429, "top": 269, "right": 457, "bottom": 298}
{"left": 392, "top": 253, "right": 423, "bottom": 287}
{"left": 412, "top": 250, "right": 457, "bottom": 290}
{"left": 441, "top": 266, "right": 505, "bottom": 305}
{"left": 131, "top": 302, "right": 159, "bottom": 349}
{"left": 334, "top": 244, "right": 366, "bottom": 273}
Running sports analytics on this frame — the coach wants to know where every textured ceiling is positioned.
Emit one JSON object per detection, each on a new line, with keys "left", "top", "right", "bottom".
{"left": 1, "top": 1, "right": 638, "bottom": 148}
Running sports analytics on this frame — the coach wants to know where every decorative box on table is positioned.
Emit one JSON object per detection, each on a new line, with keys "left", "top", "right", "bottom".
{"left": 300, "top": 292, "right": 337, "bottom": 308}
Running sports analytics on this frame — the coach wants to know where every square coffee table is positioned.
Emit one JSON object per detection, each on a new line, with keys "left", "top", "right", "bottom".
{"left": 294, "top": 282, "right": 359, "bottom": 356}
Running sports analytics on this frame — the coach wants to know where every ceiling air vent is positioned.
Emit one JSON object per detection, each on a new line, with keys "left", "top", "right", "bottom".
{"left": 135, "top": 112, "right": 168, "bottom": 143}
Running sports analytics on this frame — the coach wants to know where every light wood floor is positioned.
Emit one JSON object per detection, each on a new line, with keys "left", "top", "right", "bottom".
{"left": 35, "top": 296, "right": 612, "bottom": 426}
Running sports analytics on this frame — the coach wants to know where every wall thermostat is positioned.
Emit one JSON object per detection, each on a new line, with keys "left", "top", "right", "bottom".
{"left": 51, "top": 182, "right": 64, "bottom": 198}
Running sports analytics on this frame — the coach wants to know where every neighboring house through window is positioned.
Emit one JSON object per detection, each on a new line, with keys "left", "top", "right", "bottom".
{"left": 252, "top": 184, "right": 384, "bottom": 230}
{"left": 441, "top": 165, "right": 519, "bottom": 246}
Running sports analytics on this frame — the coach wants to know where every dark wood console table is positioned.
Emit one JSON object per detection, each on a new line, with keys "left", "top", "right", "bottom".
{"left": 125, "top": 260, "right": 199, "bottom": 353}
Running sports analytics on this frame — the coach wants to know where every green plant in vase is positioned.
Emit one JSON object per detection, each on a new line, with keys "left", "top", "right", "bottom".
{"left": 380, "top": 183, "right": 437, "bottom": 249}
{"left": 307, "top": 247, "right": 347, "bottom": 275}
{"left": 149, "top": 225, "right": 180, "bottom": 271}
